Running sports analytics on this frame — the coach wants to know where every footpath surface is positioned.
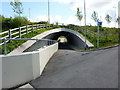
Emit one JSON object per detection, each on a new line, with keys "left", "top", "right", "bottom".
{"left": 29, "top": 46, "right": 118, "bottom": 88}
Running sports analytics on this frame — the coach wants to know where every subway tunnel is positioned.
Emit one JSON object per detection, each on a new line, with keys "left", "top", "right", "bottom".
{"left": 43, "top": 31, "right": 88, "bottom": 50}
{"left": 9, "top": 28, "right": 94, "bottom": 55}
{"left": 23, "top": 28, "right": 94, "bottom": 52}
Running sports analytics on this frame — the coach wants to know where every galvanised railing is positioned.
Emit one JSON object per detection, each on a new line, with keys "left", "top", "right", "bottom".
{"left": 0, "top": 24, "right": 53, "bottom": 46}
{"left": 0, "top": 38, "right": 58, "bottom": 55}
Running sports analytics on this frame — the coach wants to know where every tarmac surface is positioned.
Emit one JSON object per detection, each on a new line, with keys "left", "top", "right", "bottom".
{"left": 30, "top": 46, "right": 118, "bottom": 88}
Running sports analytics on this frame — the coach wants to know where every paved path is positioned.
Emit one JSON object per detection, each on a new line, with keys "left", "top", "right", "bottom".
{"left": 30, "top": 47, "right": 118, "bottom": 88}
{"left": 58, "top": 42, "right": 74, "bottom": 50}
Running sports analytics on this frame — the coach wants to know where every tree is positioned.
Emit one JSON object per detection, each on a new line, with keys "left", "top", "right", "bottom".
{"left": 11, "top": 17, "right": 29, "bottom": 28}
{"left": 117, "top": 16, "right": 120, "bottom": 22}
{"left": 91, "top": 11, "right": 98, "bottom": 25}
{"left": 76, "top": 8, "right": 83, "bottom": 26}
{"left": 10, "top": 0, "right": 23, "bottom": 17}
{"left": 105, "top": 14, "right": 112, "bottom": 27}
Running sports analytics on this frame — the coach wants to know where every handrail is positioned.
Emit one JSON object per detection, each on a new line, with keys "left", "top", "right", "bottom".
{"left": 0, "top": 24, "right": 53, "bottom": 46}
{"left": 1, "top": 38, "right": 58, "bottom": 55}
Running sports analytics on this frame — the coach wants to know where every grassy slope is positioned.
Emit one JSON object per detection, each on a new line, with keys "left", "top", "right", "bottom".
{"left": 0, "top": 28, "right": 52, "bottom": 54}
{"left": 0, "top": 26, "right": 119, "bottom": 54}
{"left": 74, "top": 26, "right": 119, "bottom": 49}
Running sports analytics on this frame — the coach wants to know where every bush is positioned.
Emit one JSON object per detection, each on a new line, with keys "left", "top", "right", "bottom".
{"left": 37, "top": 21, "right": 49, "bottom": 24}
{"left": 11, "top": 17, "right": 30, "bottom": 28}
{"left": 0, "top": 15, "right": 12, "bottom": 31}
{"left": 0, "top": 15, "right": 30, "bottom": 31}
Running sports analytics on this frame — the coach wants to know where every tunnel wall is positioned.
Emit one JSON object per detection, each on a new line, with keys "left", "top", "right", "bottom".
{"left": 9, "top": 28, "right": 94, "bottom": 55}
{"left": 43, "top": 31, "right": 87, "bottom": 49}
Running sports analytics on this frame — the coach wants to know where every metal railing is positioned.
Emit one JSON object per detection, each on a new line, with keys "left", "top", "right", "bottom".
{"left": 0, "top": 24, "right": 53, "bottom": 46}
{"left": 0, "top": 38, "right": 58, "bottom": 55}
{"left": 69, "top": 26, "right": 119, "bottom": 40}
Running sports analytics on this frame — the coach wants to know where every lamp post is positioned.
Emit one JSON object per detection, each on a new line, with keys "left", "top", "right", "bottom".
{"left": 29, "top": 8, "right": 30, "bottom": 22}
{"left": 48, "top": 0, "right": 50, "bottom": 23}
{"left": 84, "top": 0, "right": 87, "bottom": 49}
{"left": 113, "top": 6, "right": 116, "bottom": 28}
{"left": 118, "top": 1, "right": 120, "bottom": 28}
{"left": 97, "top": 21, "right": 102, "bottom": 48}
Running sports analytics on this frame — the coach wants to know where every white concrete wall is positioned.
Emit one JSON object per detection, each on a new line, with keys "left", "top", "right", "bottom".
{"left": 0, "top": 55, "right": 2, "bottom": 90}
{"left": 1, "top": 43, "right": 58, "bottom": 89}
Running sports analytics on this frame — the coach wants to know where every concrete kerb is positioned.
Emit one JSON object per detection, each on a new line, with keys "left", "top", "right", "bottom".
{"left": 83, "top": 44, "right": 119, "bottom": 52}
{"left": 15, "top": 83, "right": 35, "bottom": 90}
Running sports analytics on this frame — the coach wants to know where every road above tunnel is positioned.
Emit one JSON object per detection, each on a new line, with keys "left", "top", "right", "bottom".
{"left": 30, "top": 46, "right": 118, "bottom": 88}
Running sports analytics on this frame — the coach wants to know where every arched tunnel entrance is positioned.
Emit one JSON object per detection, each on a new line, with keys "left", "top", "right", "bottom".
{"left": 9, "top": 28, "right": 94, "bottom": 54}
{"left": 57, "top": 36, "right": 72, "bottom": 50}
{"left": 43, "top": 31, "right": 87, "bottom": 50}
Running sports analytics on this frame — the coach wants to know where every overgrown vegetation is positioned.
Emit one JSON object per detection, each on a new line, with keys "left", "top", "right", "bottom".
{"left": 0, "top": 23, "right": 119, "bottom": 54}
{"left": 0, "top": 28, "right": 52, "bottom": 54}
{"left": 0, "top": 15, "right": 30, "bottom": 31}
{"left": 66, "top": 24, "right": 119, "bottom": 49}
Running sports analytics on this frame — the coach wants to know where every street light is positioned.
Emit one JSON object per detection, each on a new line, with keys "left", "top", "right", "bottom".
{"left": 118, "top": 1, "right": 120, "bottom": 28}
{"left": 48, "top": 0, "right": 50, "bottom": 23}
{"left": 113, "top": 6, "right": 116, "bottom": 28}
{"left": 84, "top": 0, "right": 87, "bottom": 49}
{"left": 29, "top": 8, "right": 30, "bottom": 22}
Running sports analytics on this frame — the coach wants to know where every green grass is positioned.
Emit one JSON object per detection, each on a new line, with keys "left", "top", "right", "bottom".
{"left": 69, "top": 25, "right": 119, "bottom": 49}
{"left": 0, "top": 28, "right": 53, "bottom": 54}
{"left": 0, "top": 25, "right": 119, "bottom": 54}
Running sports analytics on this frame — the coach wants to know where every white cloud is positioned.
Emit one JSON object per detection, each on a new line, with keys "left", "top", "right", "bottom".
{"left": 52, "top": 0, "right": 119, "bottom": 27}
{"left": 66, "top": 16, "right": 77, "bottom": 25}
{"left": 53, "top": 15, "right": 64, "bottom": 23}
{"left": 35, "top": 15, "right": 48, "bottom": 22}
{"left": 32, "top": 15, "right": 64, "bottom": 24}
{"left": 6, "top": 0, "right": 118, "bottom": 27}
{"left": 27, "top": 17, "right": 34, "bottom": 22}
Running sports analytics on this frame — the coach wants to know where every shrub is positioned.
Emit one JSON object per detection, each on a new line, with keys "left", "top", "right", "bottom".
{"left": 37, "top": 21, "right": 49, "bottom": 24}
{"left": 0, "top": 15, "right": 12, "bottom": 31}
{"left": 11, "top": 17, "right": 30, "bottom": 28}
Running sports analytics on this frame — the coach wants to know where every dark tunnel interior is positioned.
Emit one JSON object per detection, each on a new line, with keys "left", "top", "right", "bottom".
{"left": 43, "top": 31, "right": 86, "bottom": 50}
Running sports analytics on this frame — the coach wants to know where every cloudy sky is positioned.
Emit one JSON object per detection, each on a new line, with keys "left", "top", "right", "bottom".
{"left": 1, "top": 0, "right": 119, "bottom": 27}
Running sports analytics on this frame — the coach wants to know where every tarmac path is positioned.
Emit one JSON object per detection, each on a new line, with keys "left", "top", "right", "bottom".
{"left": 30, "top": 46, "right": 118, "bottom": 88}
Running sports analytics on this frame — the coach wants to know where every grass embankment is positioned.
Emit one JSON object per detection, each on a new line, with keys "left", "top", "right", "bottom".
{"left": 0, "top": 28, "right": 52, "bottom": 54}
{"left": 67, "top": 25, "right": 119, "bottom": 49}
{"left": 86, "top": 26, "right": 119, "bottom": 49}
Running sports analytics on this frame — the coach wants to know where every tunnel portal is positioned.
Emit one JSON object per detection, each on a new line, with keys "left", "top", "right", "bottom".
{"left": 43, "top": 31, "right": 87, "bottom": 50}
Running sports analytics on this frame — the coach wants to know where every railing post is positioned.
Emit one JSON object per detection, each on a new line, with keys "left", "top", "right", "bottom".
{"left": 9, "top": 29, "right": 12, "bottom": 39}
{"left": 39, "top": 24, "right": 41, "bottom": 29}
{"left": 32, "top": 24, "right": 34, "bottom": 32}
{"left": 19, "top": 27, "right": 21, "bottom": 38}
{"left": 38, "top": 24, "right": 40, "bottom": 29}
{"left": 26, "top": 25, "right": 28, "bottom": 34}
{"left": 48, "top": 25, "right": 49, "bottom": 28}
{"left": 97, "top": 26, "right": 100, "bottom": 48}
{"left": 4, "top": 38, "right": 7, "bottom": 55}
{"left": 36, "top": 24, "right": 37, "bottom": 30}
{"left": 45, "top": 24, "right": 47, "bottom": 29}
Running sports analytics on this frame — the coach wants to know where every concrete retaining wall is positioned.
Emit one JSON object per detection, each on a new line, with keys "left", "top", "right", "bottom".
{"left": 1, "top": 43, "right": 58, "bottom": 89}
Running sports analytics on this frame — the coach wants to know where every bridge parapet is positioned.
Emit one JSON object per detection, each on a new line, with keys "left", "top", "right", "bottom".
{"left": 1, "top": 41, "right": 58, "bottom": 89}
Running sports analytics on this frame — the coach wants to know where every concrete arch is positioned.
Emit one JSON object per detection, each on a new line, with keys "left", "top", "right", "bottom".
{"left": 42, "top": 28, "right": 94, "bottom": 49}
{"left": 9, "top": 28, "right": 94, "bottom": 55}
